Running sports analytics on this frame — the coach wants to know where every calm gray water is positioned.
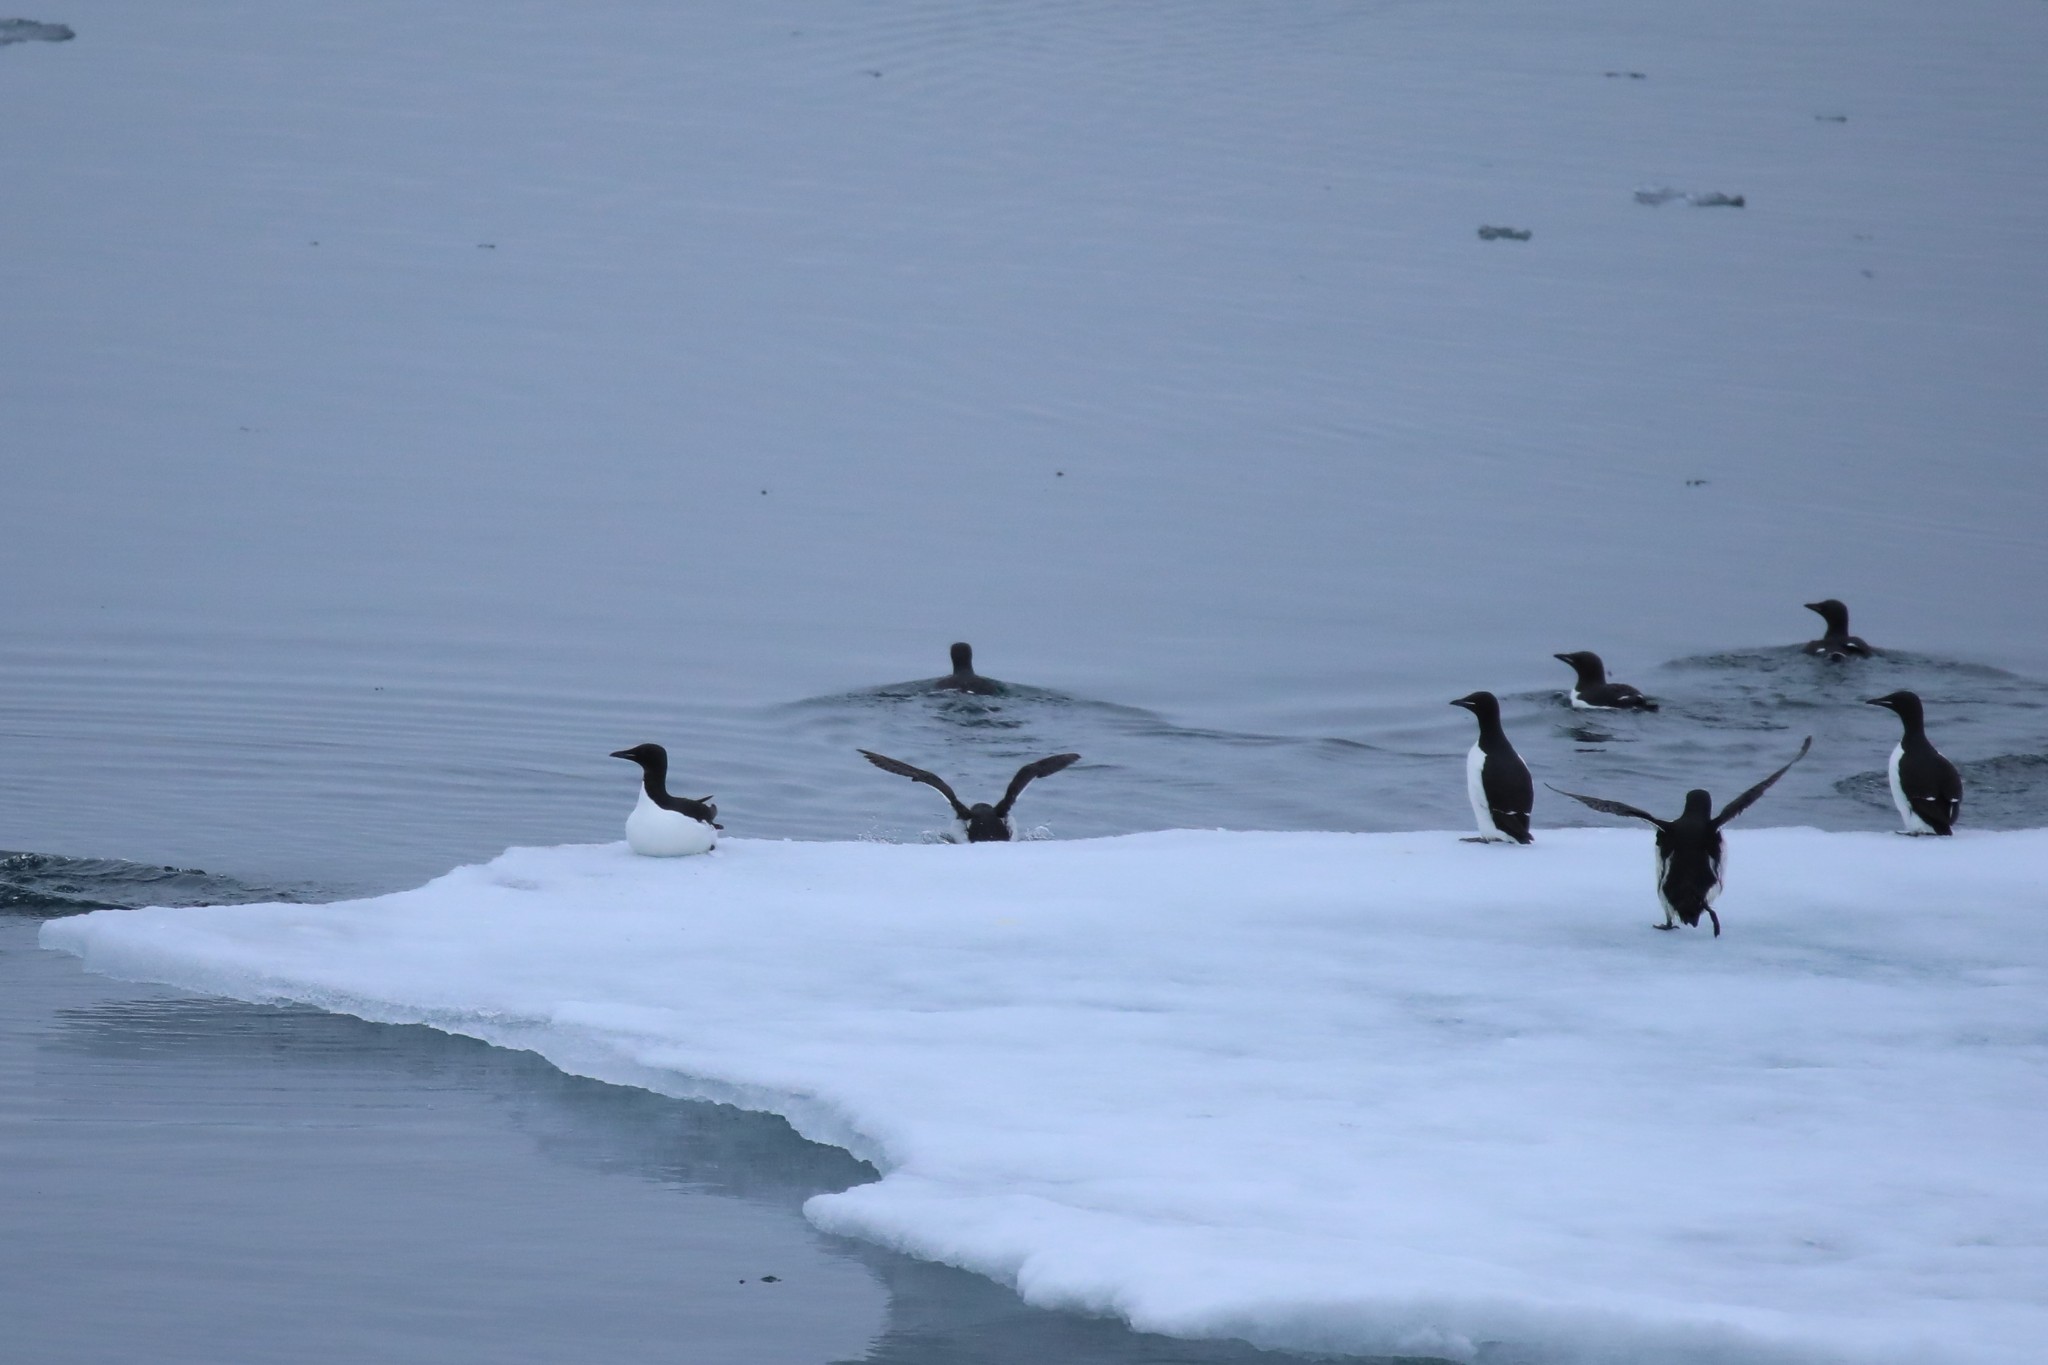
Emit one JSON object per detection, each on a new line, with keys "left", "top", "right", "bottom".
{"left": 5, "top": 3, "right": 2046, "bottom": 1361}
{"left": 2, "top": 629, "right": 2043, "bottom": 897}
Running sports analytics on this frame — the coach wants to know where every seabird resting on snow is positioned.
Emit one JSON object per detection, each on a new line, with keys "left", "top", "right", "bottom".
{"left": 1450, "top": 691, "right": 1534, "bottom": 844}
{"left": 610, "top": 743, "right": 721, "bottom": 856}
{"left": 1802, "top": 599, "right": 1872, "bottom": 661}
{"left": 1553, "top": 651, "right": 1658, "bottom": 711}
{"left": 933, "top": 642, "right": 1004, "bottom": 695}
{"left": 1549, "top": 736, "right": 1811, "bottom": 936}
{"left": 858, "top": 749, "right": 1079, "bottom": 842}
{"left": 1865, "top": 691, "right": 1961, "bottom": 835}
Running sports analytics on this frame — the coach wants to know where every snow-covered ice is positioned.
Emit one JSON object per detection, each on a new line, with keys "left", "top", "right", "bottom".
{"left": 44, "top": 829, "right": 2048, "bottom": 1365}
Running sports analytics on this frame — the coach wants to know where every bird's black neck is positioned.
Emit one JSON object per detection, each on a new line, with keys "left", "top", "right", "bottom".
{"left": 636, "top": 758, "right": 670, "bottom": 800}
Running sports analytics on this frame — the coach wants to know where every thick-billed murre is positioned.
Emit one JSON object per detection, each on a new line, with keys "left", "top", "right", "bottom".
{"left": 1549, "top": 736, "right": 1811, "bottom": 936}
{"left": 933, "top": 642, "right": 1004, "bottom": 695}
{"left": 1553, "top": 651, "right": 1658, "bottom": 711}
{"left": 1865, "top": 691, "right": 1961, "bottom": 835}
{"left": 1803, "top": 599, "right": 1872, "bottom": 661}
{"left": 1449, "top": 691, "right": 1534, "bottom": 844}
{"left": 610, "top": 743, "right": 722, "bottom": 856}
{"left": 858, "top": 749, "right": 1079, "bottom": 842}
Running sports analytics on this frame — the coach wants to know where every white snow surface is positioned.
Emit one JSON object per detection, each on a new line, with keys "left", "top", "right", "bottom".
{"left": 43, "top": 829, "right": 2048, "bottom": 1365}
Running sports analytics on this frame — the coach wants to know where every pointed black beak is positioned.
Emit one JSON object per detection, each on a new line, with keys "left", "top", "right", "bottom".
{"left": 1803, "top": 601, "right": 1825, "bottom": 614}
{"left": 609, "top": 748, "right": 637, "bottom": 760}
{"left": 1449, "top": 698, "right": 1474, "bottom": 709}
{"left": 1862, "top": 697, "right": 1891, "bottom": 710}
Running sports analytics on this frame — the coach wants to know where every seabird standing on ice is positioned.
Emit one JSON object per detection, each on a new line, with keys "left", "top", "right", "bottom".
{"left": 1553, "top": 651, "right": 1659, "bottom": 711}
{"left": 1802, "top": 599, "right": 1872, "bottom": 661}
{"left": 610, "top": 743, "right": 722, "bottom": 856}
{"left": 1549, "top": 737, "right": 1811, "bottom": 936}
{"left": 1449, "top": 691, "right": 1534, "bottom": 844}
{"left": 1865, "top": 691, "right": 1961, "bottom": 835}
{"left": 858, "top": 749, "right": 1080, "bottom": 842}
{"left": 932, "top": 642, "right": 1004, "bottom": 695}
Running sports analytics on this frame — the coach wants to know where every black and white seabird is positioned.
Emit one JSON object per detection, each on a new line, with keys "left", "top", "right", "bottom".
{"left": 932, "top": 642, "right": 1004, "bottom": 695}
{"left": 1549, "top": 737, "right": 1811, "bottom": 936}
{"left": 1553, "top": 652, "right": 1658, "bottom": 711}
{"left": 1449, "top": 691, "right": 1534, "bottom": 844}
{"left": 1865, "top": 691, "right": 1961, "bottom": 835}
{"left": 1803, "top": 599, "right": 1872, "bottom": 661}
{"left": 858, "top": 749, "right": 1079, "bottom": 842}
{"left": 610, "top": 743, "right": 722, "bottom": 856}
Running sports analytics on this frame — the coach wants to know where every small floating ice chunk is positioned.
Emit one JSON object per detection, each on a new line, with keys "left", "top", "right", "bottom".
{"left": 1634, "top": 186, "right": 1746, "bottom": 208}
{"left": 0, "top": 18, "right": 74, "bottom": 44}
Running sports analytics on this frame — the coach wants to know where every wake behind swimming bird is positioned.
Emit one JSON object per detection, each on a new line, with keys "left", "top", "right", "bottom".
{"left": 1803, "top": 599, "right": 1873, "bottom": 661}
{"left": 858, "top": 749, "right": 1080, "bottom": 842}
{"left": 1549, "top": 736, "right": 1812, "bottom": 936}
{"left": 1866, "top": 691, "right": 1962, "bottom": 835}
{"left": 1554, "top": 651, "right": 1658, "bottom": 711}
{"left": 1449, "top": 691, "right": 1534, "bottom": 844}
{"left": 609, "top": 743, "right": 721, "bottom": 856}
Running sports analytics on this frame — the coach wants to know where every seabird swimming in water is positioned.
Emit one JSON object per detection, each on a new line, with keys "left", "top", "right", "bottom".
{"left": 1553, "top": 651, "right": 1658, "bottom": 711}
{"left": 1549, "top": 736, "right": 1811, "bottom": 936}
{"left": 1802, "top": 599, "right": 1872, "bottom": 661}
{"left": 858, "top": 749, "right": 1079, "bottom": 842}
{"left": 610, "top": 743, "right": 722, "bottom": 856}
{"left": 1865, "top": 691, "right": 1961, "bottom": 835}
{"left": 932, "top": 642, "right": 1004, "bottom": 695}
{"left": 1449, "top": 691, "right": 1534, "bottom": 844}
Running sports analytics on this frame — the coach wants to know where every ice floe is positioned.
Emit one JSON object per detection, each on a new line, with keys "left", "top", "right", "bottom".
{"left": 43, "top": 828, "right": 2048, "bottom": 1364}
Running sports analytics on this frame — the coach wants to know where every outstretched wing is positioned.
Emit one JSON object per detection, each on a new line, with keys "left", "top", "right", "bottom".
{"left": 995, "top": 752, "right": 1081, "bottom": 816}
{"left": 1713, "top": 735, "right": 1812, "bottom": 829}
{"left": 1545, "top": 784, "right": 1669, "bottom": 829}
{"left": 858, "top": 749, "right": 971, "bottom": 820}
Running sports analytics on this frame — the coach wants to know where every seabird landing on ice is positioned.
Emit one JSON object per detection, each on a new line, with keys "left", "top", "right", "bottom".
{"left": 1553, "top": 651, "right": 1659, "bottom": 711}
{"left": 1549, "top": 737, "right": 1811, "bottom": 936}
{"left": 858, "top": 749, "right": 1080, "bottom": 842}
{"left": 1449, "top": 691, "right": 1534, "bottom": 844}
{"left": 1865, "top": 691, "right": 1961, "bottom": 835}
{"left": 610, "top": 743, "right": 721, "bottom": 856}
{"left": 1803, "top": 599, "right": 1872, "bottom": 661}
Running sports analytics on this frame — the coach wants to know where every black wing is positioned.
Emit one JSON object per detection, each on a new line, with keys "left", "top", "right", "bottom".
{"left": 651, "top": 790, "right": 722, "bottom": 828}
{"left": 1911, "top": 762, "right": 1963, "bottom": 833}
{"left": 1712, "top": 736, "right": 1812, "bottom": 829}
{"left": 1545, "top": 784, "right": 1669, "bottom": 830}
{"left": 858, "top": 750, "right": 971, "bottom": 820}
{"left": 995, "top": 752, "right": 1081, "bottom": 817}
{"left": 678, "top": 796, "right": 722, "bottom": 830}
